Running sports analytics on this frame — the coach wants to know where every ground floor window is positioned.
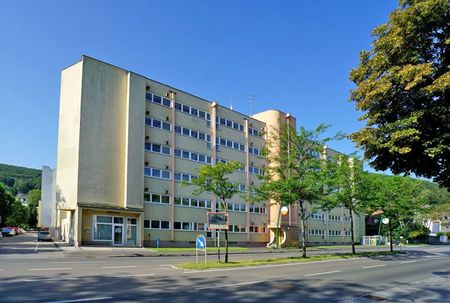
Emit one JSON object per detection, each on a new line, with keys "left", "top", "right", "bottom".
{"left": 94, "top": 216, "right": 113, "bottom": 240}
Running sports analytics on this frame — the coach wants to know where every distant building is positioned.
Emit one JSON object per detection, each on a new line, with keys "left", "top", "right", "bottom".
{"left": 38, "top": 166, "right": 56, "bottom": 232}
{"left": 55, "top": 56, "right": 365, "bottom": 247}
{"left": 425, "top": 214, "right": 450, "bottom": 236}
{"left": 16, "top": 193, "right": 28, "bottom": 205}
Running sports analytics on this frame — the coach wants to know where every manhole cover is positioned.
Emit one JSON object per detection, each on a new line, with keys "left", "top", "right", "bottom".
{"left": 361, "top": 294, "right": 387, "bottom": 301}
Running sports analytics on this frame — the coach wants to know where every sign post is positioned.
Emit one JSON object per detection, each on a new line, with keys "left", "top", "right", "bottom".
{"left": 195, "top": 234, "right": 207, "bottom": 264}
{"left": 207, "top": 212, "right": 229, "bottom": 263}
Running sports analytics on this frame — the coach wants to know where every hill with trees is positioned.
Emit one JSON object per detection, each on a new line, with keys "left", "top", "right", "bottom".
{"left": 0, "top": 163, "right": 41, "bottom": 195}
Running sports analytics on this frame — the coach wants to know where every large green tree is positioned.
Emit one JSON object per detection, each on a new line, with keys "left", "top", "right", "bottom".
{"left": 322, "top": 155, "right": 377, "bottom": 254}
{"left": 349, "top": 0, "right": 450, "bottom": 188}
{"left": 254, "top": 124, "right": 331, "bottom": 257}
{"left": 189, "top": 161, "right": 241, "bottom": 263}
{"left": 366, "top": 175, "right": 427, "bottom": 251}
{"left": 0, "top": 183, "right": 15, "bottom": 227}
{"left": 27, "top": 189, "right": 41, "bottom": 227}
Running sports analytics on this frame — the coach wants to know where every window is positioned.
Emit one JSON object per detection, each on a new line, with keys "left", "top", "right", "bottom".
{"left": 151, "top": 220, "right": 159, "bottom": 229}
{"left": 162, "top": 146, "right": 171, "bottom": 155}
{"left": 144, "top": 220, "right": 150, "bottom": 228}
{"left": 146, "top": 117, "right": 172, "bottom": 132}
{"left": 161, "top": 221, "right": 170, "bottom": 229}
{"left": 153, "top": 95, "right": 162, "bottom": 104}
{"left": 152, "top": 144, "right": 161, "bottom": 153}
{"left": 182, "top": 104, "right": 190, "bottom": 113}
{"left": 151, "top": 194, "right": 160, "bottom": 203}
{"left": 144, "top": 167, "right": 171, "bottom": 180}
{"left": 162, "top": 98, "right": 171, "bottom": 107}
{"left": 162, "top": 122, "right": 171, "bottom": 131}
{"left": 94, "top": 216, "right": 113, "bottom": 241}
{"left": 175, "top": 102, "right": 182, "bottom": 110}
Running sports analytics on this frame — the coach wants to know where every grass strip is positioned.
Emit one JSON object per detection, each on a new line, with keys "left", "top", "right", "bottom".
{"left": 177, "top": 251, "right": 406, "bottom": 270}
{"left": 147, "top": 247, "right": 249, "bottom": 253}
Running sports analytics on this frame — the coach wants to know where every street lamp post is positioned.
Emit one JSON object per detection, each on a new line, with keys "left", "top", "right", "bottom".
{"left": 275, "top": 206, "right": 289, "bottom": 249}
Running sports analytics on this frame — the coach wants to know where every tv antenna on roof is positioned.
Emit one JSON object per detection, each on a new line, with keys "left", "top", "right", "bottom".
{"left": 246, "top": 94, "right": 255, "bottom": 115}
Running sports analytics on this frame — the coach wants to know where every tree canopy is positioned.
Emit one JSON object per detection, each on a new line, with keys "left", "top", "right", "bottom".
{"left": 349, "top": 0, "right": 450, "bottom": 188}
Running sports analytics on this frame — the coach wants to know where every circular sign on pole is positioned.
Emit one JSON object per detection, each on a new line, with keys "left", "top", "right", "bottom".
{"left": 382, "top": 218, "right": 390, "bottom": 225}
{"left": 196, "top": 234, "right": 206, "bottom": 251}
{"left": 281, "top": 206, "right": 289, "bottom": 216}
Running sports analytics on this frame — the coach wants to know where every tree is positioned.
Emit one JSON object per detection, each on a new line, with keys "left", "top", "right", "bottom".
{"left": 322, "top": 155, "right": 376, "bottom": 254}
{"left": 27, "top": 189, "right": 41, "bottom": 227}
{"left": 349, "top": 0, "right": 450, "bottom": 188}
{"left": 5, "top": 199, "right": 28, "bottom": 227}
{"left": 0, "top": 183, "right": 15, "bottom": 227}
{"left": 189, "top": 161, "right": 241, "bottom": 263}
{"left": 254, "top": 124, "right": 331, "bottom": 257}
{"left": 366, "top": 175, "right": 427, "bottom": 252}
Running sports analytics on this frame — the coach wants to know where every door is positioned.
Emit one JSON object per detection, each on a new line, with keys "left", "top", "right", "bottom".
{"left": 127, "top": 218, "right": 137, "bottom": 246}
{"left": 113, "top": 225, "right": 123, "bottom": 245}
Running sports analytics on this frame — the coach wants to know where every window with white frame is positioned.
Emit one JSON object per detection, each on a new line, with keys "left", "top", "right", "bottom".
{"left": 173, "top": 196, "right": 212, "bottom": 209}
{"left": 144, "top": 219, "right": 170, "bottom": 230}
{"left": 144, "top": 167, "right": 171, "bottom": 180}
{"left": 145, "top": 117, "right": 171, "bottom": 132}
{"left": 145, "top": 143, "right": 171, "bottom": 155}
{"left": 93, "top": 216, "right": 113, "bottom": 240}
{"left": 174, "top": 148, "right": 212, "bottom": 164}
{"left": 146, "top": 92, "right": 171, "bottom": 107}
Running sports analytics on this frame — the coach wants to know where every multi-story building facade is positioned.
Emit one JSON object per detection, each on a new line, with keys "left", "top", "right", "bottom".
{"left": 55, "top": 56, "right": 364, "bottom": 247}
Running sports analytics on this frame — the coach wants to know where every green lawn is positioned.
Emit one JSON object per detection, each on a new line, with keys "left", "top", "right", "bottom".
{"left": 147, "top": 247, "right": 249, "bottom": 253}
{"left": 177, "top": 251, "right": 406, "bottom": 270}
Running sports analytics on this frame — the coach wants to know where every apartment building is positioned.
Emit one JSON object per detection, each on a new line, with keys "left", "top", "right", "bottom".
{"left": 55, "top": 56, "right": 364, "bottom": 247}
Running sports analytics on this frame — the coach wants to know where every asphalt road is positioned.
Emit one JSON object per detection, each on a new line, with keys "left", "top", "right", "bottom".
{"left": 1, "top": 233, "right": 449, "bottom": 302}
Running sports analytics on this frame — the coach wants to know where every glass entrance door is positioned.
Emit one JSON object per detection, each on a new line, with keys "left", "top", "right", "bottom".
{"left": 113, "top": 225, "right": 123, "bottom": 245}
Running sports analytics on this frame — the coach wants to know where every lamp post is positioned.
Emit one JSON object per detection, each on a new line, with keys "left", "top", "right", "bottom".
{"left": 377, "top": 217, "right": 389, "bottom": 245}
{"left": 275, "top": 206, "right": 289, "bottom": 249}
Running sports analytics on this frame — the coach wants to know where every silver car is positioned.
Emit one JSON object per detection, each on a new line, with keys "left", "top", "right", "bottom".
{"left": 37, "top": 231, "right": 51, "bottom": 241}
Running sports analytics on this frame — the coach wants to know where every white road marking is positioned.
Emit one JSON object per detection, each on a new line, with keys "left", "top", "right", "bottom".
{"left": 28, "top": 267, "right": 72, "bottom": 271}
{"left": 304, "top": 270, "right": 341, "bottom": 277}
{"left": 23, "top": 277, "right": 79, "bottom": 282}
{"left": 49, "top": 261, "right": 106, "bottom": 264}
{"left": 183, "top": 257, "right": 364, "bottom": 274}
{"left": 43, "top": 297, "right": 113, "bottom": 303}
{"left": 102, "top": 265, "right": 138, "bottom": 269}
{"left": 362, "top": 264, "right": 386, "bottom": 269}
{"left": 195, "top": 280, "right": 264, "bottom": 290}
{"left": 34, "top": 241, "right": 40, "bottom": 253}
{"left": 113, "top": 273, "right": 155, "bottom": 278}
{"left": 400, "top": 260, "right": 417, "bottom": 264}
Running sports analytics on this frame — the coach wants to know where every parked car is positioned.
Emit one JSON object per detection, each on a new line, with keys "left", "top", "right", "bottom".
{"left": 9, "top": 227, "right": 22, "bottom": 235}
{"left": 1, "top": 227, "right": 15, "bottom": 236}
{"left": 37, "top": 231, "right": 51, "bottom": 241}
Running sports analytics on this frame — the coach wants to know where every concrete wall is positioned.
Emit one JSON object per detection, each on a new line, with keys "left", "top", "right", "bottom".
{"left": 39, "top": 166, "right": 54, "bottom": 228}
{"left": 56, "top": 61, "right": 83, "bottom": 210}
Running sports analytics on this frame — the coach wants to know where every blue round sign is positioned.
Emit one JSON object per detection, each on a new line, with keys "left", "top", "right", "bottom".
{"left": 196, "top": 235, "right": 206, "bottom": 251}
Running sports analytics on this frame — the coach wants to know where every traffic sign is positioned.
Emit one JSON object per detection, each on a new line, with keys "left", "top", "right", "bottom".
{"left": 196, "top": 235, "right": 206, "bottom": 251}
{"left": 195, "top": 234, "right": 207, "bottom": 264}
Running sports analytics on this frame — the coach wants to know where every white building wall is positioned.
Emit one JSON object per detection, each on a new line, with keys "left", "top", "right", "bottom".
{"left": 40, "top": 166, "right": 55, "bottom": 228}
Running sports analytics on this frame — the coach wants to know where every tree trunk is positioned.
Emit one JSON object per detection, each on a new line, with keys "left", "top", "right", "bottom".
{"left": 299, "top": 200, "right": 307, "bottom": 258}
{"left": 349, "top": 207, "right": 356, "bottom": 255}
{"left": 225, "top": 229, "right": 229, "bottom": 263}
{"left": 389, "top": 220, "right": 393, "bottom": 253}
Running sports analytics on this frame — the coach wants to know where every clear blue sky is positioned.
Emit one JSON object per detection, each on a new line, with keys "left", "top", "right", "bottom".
{"left": 0, "top": 1, "right": 398, "bottom": 169}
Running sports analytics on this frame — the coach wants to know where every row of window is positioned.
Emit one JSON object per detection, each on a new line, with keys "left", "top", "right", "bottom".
{"left": 143, "top": 220, "right": 268, "bottom": 234}
{"left": 249, "top": 166, "right": 262, "bottom": 175}
{"left": 229, "top": 225, "right": 247, "bottom": 233}
{"left": 216, "top": 116, "right": 244, "bottom": 132}
{"left": 308, "top": 229, "right": 352, "bottom": 236}
{"left": 309, "top": 212, "right": 352, "bottom": 222}
{"left": 249, "top": 225, "right": 267, "bottom": 233}
{"left": 145, "top": 192, "right": 267, "bottom": 214}
{"left": 175, "top": 101, "right": 211, "bottom": 121}
{"left": 144, "top": 167, "right": 171, "bottom": 180}
{"left": 175, "top": 125, "right": 211, "bottom": 143}
{"left": 146, "top": 92, "right": 172, "bottom": 107}
{"left": 144, "top": 193, "right": 170, "bottom": 204}
{"left": 248, "top": 147, "right": 261, "bottom": 156}
{"left": 216, "top": 136, "right": 245, "bottom": 152}
{"left": 144, "top": 143, "right": 261, "bottom": 175}
{"left": 147, "top": 91, "right": 262, "bottom": 138}
{"left": 175, "top": 148, "right": 212, "bottom": 164}
{"left": 174, "top": 197, "right": 212, "bottom": 209}
{"left": 145, "top": 143, "right": 171, "bottom": 155}
{"left": 145, "top": 117, "right": 171, "bottom": 131}
{"left": 144, "top": 219, "right": 170, "bottom": 230}
{"left": 174, "top": 172, "right": 197, "bottom": 183}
